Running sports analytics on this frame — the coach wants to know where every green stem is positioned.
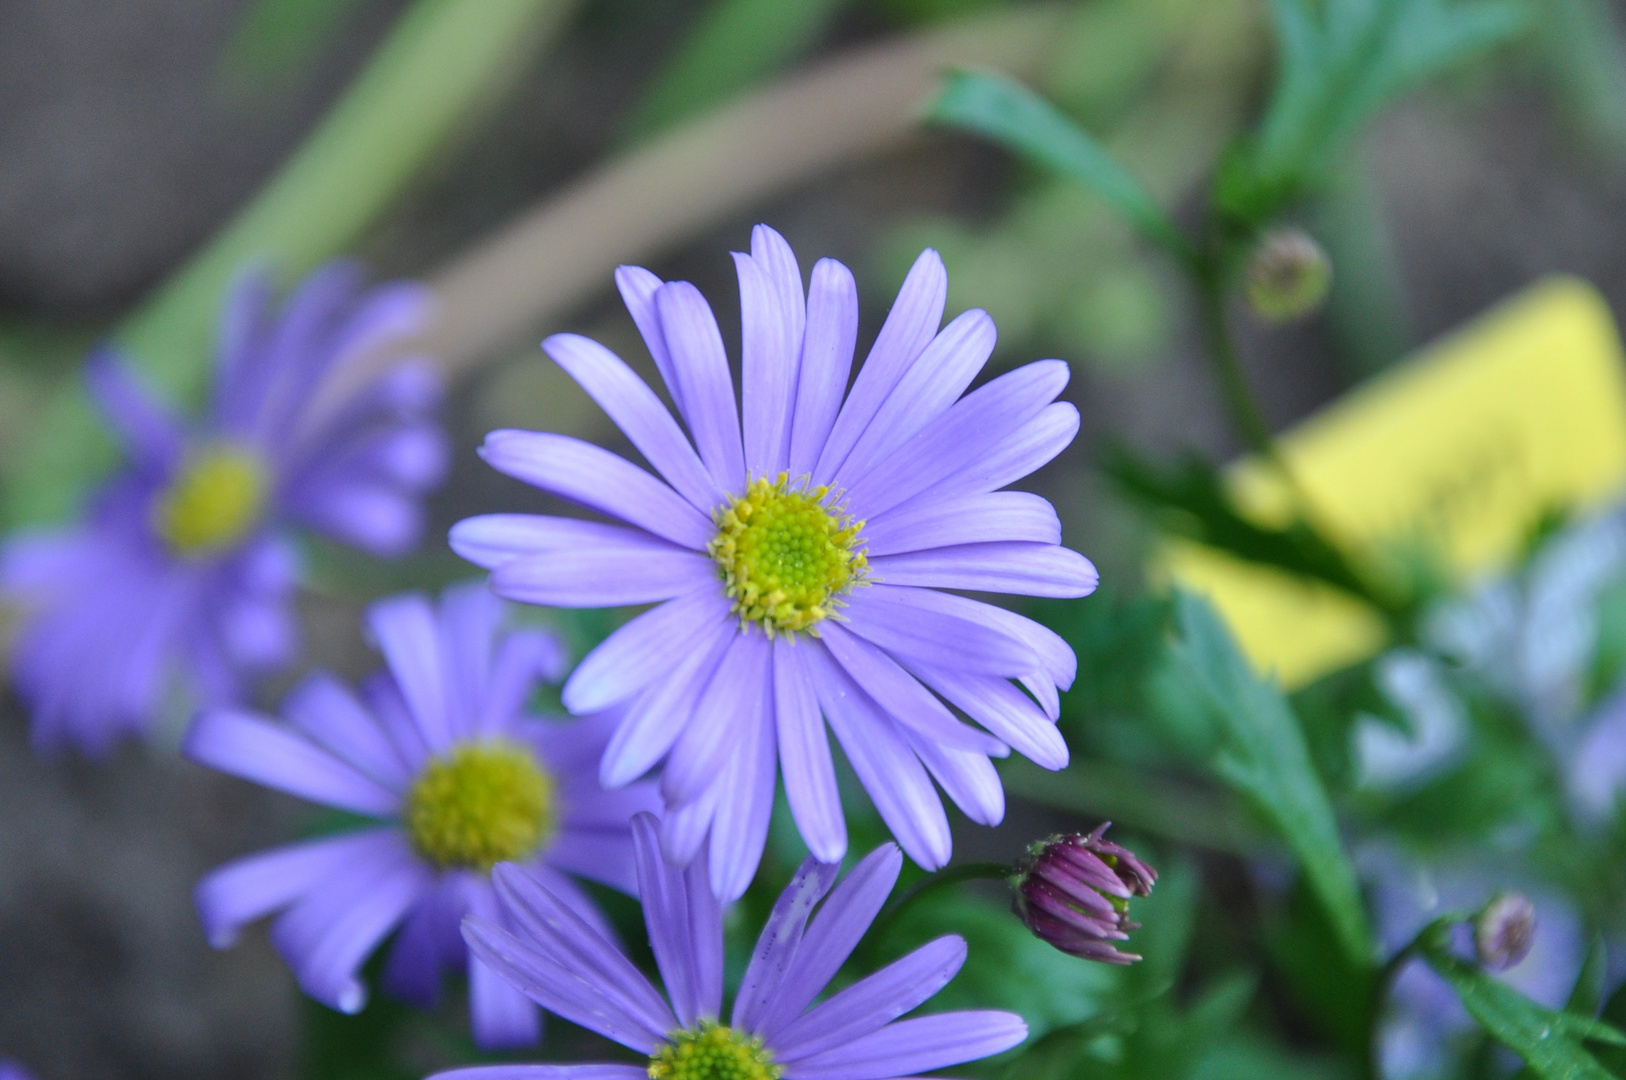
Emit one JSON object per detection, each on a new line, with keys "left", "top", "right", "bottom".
{"left": 867, "top": 861, "right": 1014, "bottom": 948}
{"left": 1365, "top": 915, "right": 1464, "bottom": 1080}
{"left": 1196, "top": 268, "right": 1280, "bottom": 464}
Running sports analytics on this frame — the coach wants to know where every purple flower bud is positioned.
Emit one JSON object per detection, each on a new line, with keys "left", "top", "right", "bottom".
{"left": 1010, "top": 823, "right": 1157, "bottom": 964}
{"left": 1474, "top": 892, "right": 1536, "bottom": 971}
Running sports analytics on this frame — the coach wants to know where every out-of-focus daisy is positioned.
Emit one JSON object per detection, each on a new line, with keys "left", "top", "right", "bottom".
{"left": 432, "top": 811, "right": 1027, "bottom": 1080}
{"left": 1, "top": 263, "right": 447, "bottom": 755}
{"left": 453, "top": 224, "right": 1093, "bottom": 898}
{"left": 186, "top": 584, "right": 660, "bottom": 1048}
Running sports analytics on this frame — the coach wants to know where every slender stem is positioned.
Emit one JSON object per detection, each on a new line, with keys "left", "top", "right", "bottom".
{"left": 1196, "top": 272, "right": 1280, "bottom": 464}
{"left": 1365, "top": 915, "right": 1464, "bottom": 1080}
{"left": 867, "top": 861, "right": 1014, "bottom": 948}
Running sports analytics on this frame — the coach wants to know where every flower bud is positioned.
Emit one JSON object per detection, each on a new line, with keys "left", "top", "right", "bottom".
{"left": 1474, "top": 892, "right": 1536, "bottom": 971}
{"left": 1010, "top": 823, "right": 1157, "bottom": 965}
{"left": 1244, "top": 228, "right": 1331, "bottom": 322}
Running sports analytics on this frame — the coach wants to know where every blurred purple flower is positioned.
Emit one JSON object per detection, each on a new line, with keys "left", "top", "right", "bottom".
{"left": 0, "top": 1061, "right": 33, "bottom": 1080}
{"left": 432, "top": 812, "right": 1028, "bottom": 1080}
{"left": 1361, "top": 846, "right": 1584, "bottom": 1079}
{"left": 1, "top": 263, "right": 447, "bottom": 755}
{"left": 452, "top": 223, "right": 1094, "bottom": 899}
{"left": 186, "top": 584, "right": 660, "bottom": 1048}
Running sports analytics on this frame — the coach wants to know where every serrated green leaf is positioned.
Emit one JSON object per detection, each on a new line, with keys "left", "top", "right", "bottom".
{"left": 1428, "top": 951, "right": 1626, "bottom": 1080}
{"left": 1164, "top": 593, "right": 1373, "bottom": 966}
{"left": 927, "top": 70, "right": 1193, "bottom": 260}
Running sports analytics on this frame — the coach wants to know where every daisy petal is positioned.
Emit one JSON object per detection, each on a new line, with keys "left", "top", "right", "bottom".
{"left": 757, "top": 841, "right": 904, "bottom": 1035}
{"left": 773, "top": 639, "right": 846, "bottom": 864}
{"left": 85, "top": 349, "right": 183, "bottom": 466}
{"left": 599, "top": 616, "right": 735, "bottom": 788}
{"left": 911, "top": 665, "right": 1068, "bottom": 770}
{"left": 184, "top": 708, "right": 399, "bottom": 816}
{"left": 616, "top": 264, "right": 685, "bottom": 420}
{"left": 430, "top": 1068, "right": 647, "bottom": 1080}
{"left": 463, "top": 916, "right": 666, "bottom": 1053}
{"left": 469, "top": 948, "right": 542, "bottom": 1049}
{"left": 737, "top": 249, "right": 798, "bottom": 478}
{"left": 283, "top": 671, "right": 410, "bottom": 791}
{"left": 544, "top": 332, "right": 723, "bottom": 513}
{"left": 564, "top": 585, "right": 732, "bottom": 713}
{"left": 869, "top": 543, "right": 1099, "bottom": 598}
{"left": 478, "top": 430, "right": 714, "bottom": 550}
{"left": 664, "top": 630, "right": 772, "bottom": 806}
{"left": 805, "top": 641, "right": 952, "bottom": 872}
{"left": 840, "top": 585, "right": 1038, "bottom": 678}
{"left": 834, "top": 308, "right": 995, "bottom": 485}
{"left": 773, "top": 935, "right": 967, "bottom": 1060}
{"left": 492, "top": 542, "right": 715, "bottom": 608}
{"left": 786, "top": 1010, "right": 1027, "bottom": 1080}
{"left": 786, "top": 258, "right": 858, "bottom": 479}
{"left": 732, "top": 855, "right": 841, "bottom": 1034}
{"left": 657, "top": 282, "right": 746, "bottom": 494}
{"left": 815, "top": 248, "right": 946, "bottom": 483}
{"left": 862, "top": 491, "right": 1061, "bottom": 556}
{"left": 631, "top": 812, "right": 722, "bottom": 1027}
{"left": 905, "top": 733, "right": 1005, "bottom": 826}
{"left": 819, "top": 623, "right": 1005, "bottom": 756}
{"left": 845, "top": 359, "right": 1069, "bottom": 519}
{"left": 451, "top": 515, "right": 654, "bottom": 571}
{"left": 195, "top": 830, "right": 397, "bottom": 949}
{"left": 922, "top": 400, "right": 1080, "bottom": 503}
{"left": 368, "top": 593, "right": 454, "bottom": 752}
{"left": 707, "top": 702, "right": 777, "bottom": 901}
{"left": 269, "top": 833, "right": 429, "bottom": 1014}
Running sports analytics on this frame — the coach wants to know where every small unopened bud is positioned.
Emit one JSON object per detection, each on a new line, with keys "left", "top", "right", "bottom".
{"left": 1474, "top": 892, "right": 1536, "bottom": 971}
{"left": 1010, "top": 823, "right": 1157, "bottom": 965}
{"left": 1244, "top": 229, "right": 1331, "bottom": 322}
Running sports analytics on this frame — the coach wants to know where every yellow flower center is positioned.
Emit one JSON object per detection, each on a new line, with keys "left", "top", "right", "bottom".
{"left": 152, "top": 445, "right": 269, "bottom": 557}
{"left": 648, "top": 1021, "right": 781, "bottom": 1080}
{"left": 404, "top": 740, "right": 556, "bottom": 872}
{"left": 708, "top": 473, "right": 866, "bottom": 636}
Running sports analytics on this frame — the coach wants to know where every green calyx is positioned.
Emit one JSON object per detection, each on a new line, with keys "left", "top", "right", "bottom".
{"left": 648, "top": 1021, "right": 782, "bottom": 1080}
{"left": 405, "top": 739, "right": 556, "bottom": 872}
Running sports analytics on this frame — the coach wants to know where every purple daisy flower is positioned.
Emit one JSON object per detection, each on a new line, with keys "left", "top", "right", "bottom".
{"left": 432, "top": 811, "right": 1028, "bottom": 1080}
{"left": 185, "top": 583, "right": 661, "bottom": 1048}
{"left": 1, "top": 262, "right": 448, "bottom": 755}
{"left": 452, "top": 224, "right": 1094, "bottom": 898}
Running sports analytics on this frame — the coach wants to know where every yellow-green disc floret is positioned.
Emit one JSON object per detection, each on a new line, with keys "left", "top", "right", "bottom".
{"left": 152, "top": 445, "right": 269, "bottom": 557}
{"left": 708, "top": 473, "right": 866, "bottom": 636}
{"left": 405, "top": 740, "right": 556, "bottom": 871}
{"left": 648, "top": 1021, "right": 782, "bottom": 1080}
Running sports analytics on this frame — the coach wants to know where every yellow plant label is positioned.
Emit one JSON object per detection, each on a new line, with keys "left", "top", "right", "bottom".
{"left": 1158, "top": 277, "right": 1626, "bottom": 686}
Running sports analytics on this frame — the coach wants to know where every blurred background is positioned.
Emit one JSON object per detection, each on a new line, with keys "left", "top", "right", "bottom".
{"left": 7, "top": 0, "right": 1626, "bottom": 1075}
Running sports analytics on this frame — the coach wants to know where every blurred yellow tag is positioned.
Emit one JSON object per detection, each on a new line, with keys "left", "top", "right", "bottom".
{"left": 1159, "top": 277, "right": 1626, "bottom": 686}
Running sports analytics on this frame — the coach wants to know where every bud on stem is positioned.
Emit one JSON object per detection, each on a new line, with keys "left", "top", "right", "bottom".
{"left": 1010, "top": 824, "right": 1156, "bottom": 965}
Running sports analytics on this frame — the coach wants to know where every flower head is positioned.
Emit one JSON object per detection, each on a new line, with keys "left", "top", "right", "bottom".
{"left": 432, "top": 812, "right": 1028, "bottom": 1080}
{"left": 1244, "top": 228, "right": 1332, "bottom": 322}
{"left": 1, "top": 263, "right": 447, "bottom": 755}
{"left": 1474, "top": 892, "right": 1537, "bottom": 971}
{"left": 1011, "top": 823, "right": 1156, "bottom": 964}
{"left": 452, "top": 224, "right": 1095, "bottom": 898}
{"left": 185, "top": 582, "right": 660, "bottom": 1048}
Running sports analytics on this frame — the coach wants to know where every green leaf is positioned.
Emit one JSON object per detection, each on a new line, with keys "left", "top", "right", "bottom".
{"left": 927, "top": 70, "right": 1193, "bottom": 260}
{"left": 622, "top": 0, "right": 846, "bottom": 142}
{"left": 1164, "top": 592, "right": 1373, "bottom": 966}
{"left": 1228, "top": 0, "right": 1528, "bottom": 218}
{"left": 3, "top": 0, "right": 576, "bottom": 529}
{"left": 219, "top": 0, "right": 363, "bottom": 90}
{"left": 1427, "top": 950, "right": 1626, "bottom": 1080}
{"left": 1102, "top": 445, "right": 1407, "bottom": 618}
